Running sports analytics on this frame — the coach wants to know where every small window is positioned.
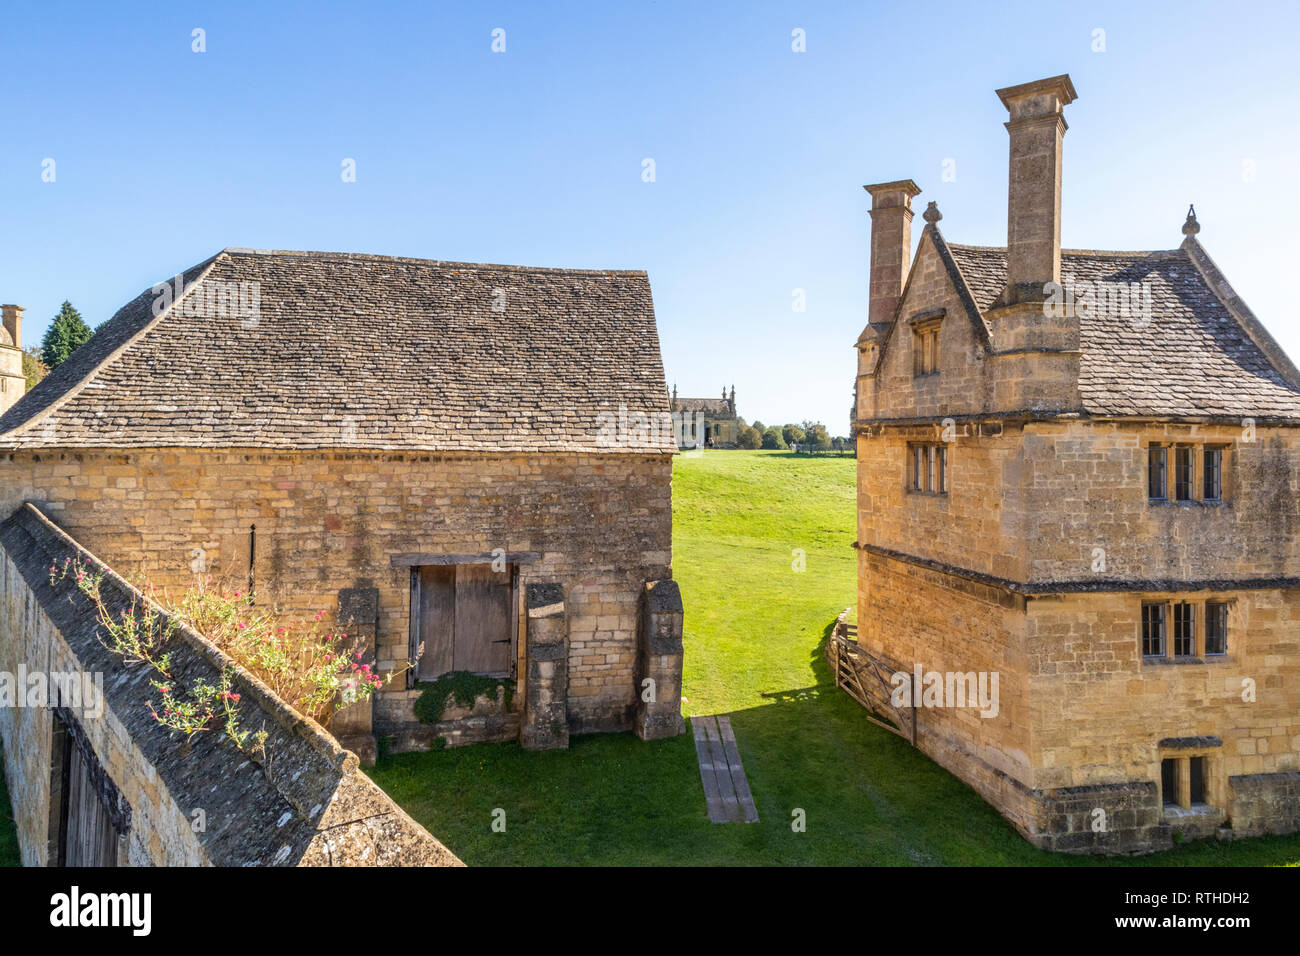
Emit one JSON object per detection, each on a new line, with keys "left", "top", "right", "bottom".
{"left": 1205, "top": 602, "right": 1228, "bottom": 655}
{"left": 907, "top": 443, "right": 948, "bottom": 495}
{"left": 1203, "top": 447, "right": 1223, "bottom": 501}
{"left": 1147, "top": 446, "right": 1167, "bottom": 500}
{"left": 913, "top": 325, "right": 940, "bottom": 375}
{"left": 1174, "top": 446, "right": 1194, "bottom": 501}
{"left": 1141, "top": 603, "right": 1166, "bottom": 657}
{"left": 1173, "top": 602, "right": 1195, "bottom": 657}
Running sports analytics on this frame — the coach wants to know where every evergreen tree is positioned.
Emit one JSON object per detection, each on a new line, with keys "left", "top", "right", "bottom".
{"left": 40, "top": 301, "right": 93, "bottom": 369}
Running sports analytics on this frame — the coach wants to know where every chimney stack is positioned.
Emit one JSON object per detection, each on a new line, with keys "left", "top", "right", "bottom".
{"left": 995, "top": 75, "right": 1077, "bottom": 306}
{"left": 863, "top": 180, "right": 922, "bottom": 330}
{"left": 1, "top": 304, "right": 22, "bottom": 349}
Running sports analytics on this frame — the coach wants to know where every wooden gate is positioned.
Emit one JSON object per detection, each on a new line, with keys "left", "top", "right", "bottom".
{"left": 51, "top": 708, "right": 130, "bottom": 866}
{"left": 827, "top": 613, "right": 916, "bottom": 746}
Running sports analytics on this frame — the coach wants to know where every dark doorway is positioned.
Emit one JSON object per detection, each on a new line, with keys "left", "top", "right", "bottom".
{"left": 1161, "top": 758, "right": 1180, "bottom": 806}
{"left": 1189, "top": 757, "right": 1206, "bottom": 805}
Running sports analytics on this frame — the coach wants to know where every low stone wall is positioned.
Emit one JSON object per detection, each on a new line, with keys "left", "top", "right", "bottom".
{"left": 0, "top": 503, "right": 460, "bottom": 866}
{"left": 1228, "top": 771, "right": 1300, "bottom": 837}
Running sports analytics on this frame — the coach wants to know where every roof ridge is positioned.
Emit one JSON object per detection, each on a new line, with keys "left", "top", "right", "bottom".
{"left": 945, "top": 241, "right": 1181, "bottom": 258}
{"left": 221, "top": 247, "right": 648, "bottom": 276}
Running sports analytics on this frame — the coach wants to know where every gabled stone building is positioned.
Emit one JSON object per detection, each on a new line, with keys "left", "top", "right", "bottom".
{"left": 0, "top": 248, "right": 686, "bottom": 761}
{"left": 854, "top": 75, "right": 1300, "bottom": 852}
{"left": 670, "top": 384, "right": 741, "bottom": 447}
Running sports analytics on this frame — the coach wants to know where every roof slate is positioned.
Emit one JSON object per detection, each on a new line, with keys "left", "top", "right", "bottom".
{"left": 945, "top": 242, "right": 1300, "bottom": 420}
{"left": 0, "top": 249, "right": 676, "bottom": 452}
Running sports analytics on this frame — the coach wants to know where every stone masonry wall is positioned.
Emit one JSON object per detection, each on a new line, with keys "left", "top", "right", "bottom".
{"left": 0, "top": 503, "right": 459, "bottom": 866}
{"left": 0, "top": 449, "right": 674, "bottom": 739}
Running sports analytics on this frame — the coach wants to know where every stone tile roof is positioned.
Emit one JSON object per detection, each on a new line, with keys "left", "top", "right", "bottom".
{"left": 945, "top": 242, "right": 1300, "bottom": 421}
{"left": 0, "top": 249, "right": 675, "bottom": 452}
{"left": 672, "top": 397, "right": 733, "bottom": 415}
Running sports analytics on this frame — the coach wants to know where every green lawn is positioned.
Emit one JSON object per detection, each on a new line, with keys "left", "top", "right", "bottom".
{"left": 0, "top": 749, "right": 18, "bottom": 867}
{"left": 367, "top": 450, "right": 1300, "bottom": 865}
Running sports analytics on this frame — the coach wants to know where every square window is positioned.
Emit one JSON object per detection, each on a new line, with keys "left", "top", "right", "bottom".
{"left": 1141, "top": 603, "right": 1166, "bottom": 657}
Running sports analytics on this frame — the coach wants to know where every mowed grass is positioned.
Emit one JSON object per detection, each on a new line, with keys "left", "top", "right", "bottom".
{"left": 368, "top": 450, "right": 1300, "bottom": 866}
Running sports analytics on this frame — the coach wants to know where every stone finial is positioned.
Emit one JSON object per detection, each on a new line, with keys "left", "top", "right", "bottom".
{"left": 922, "top": 201, "right": 942, "bottom": 225}
{"left": 1182, "top": 204, "right": 1200, "bottom": 237}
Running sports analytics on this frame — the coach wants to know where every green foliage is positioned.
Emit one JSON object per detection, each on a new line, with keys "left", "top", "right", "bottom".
{"left": 40, "top": 301, "right": 93, "bottom": 369}
{"left": 761, "top": 427, "right": 787, "bottom": 450}
{"left": 22, "top": 348, "right": 48, "bottom": 390}
{"left": 736, "top": 425, "right": 762, "bottom": 449}
{"left": 414, "top": 671, "right": 515, "bottom": 725}
{"left": 750, "top": 420, "right": 765, "bottom": 434}
{"left": 804, "top": 423, "right": 831, "bottom": 449}
{"left": 782, "top": 424, "right": 805, "bottom": 445}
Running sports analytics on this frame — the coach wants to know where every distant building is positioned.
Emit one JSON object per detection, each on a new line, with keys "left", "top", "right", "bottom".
{"left": 671, "top": 384, "right": 741, "bottom": 447}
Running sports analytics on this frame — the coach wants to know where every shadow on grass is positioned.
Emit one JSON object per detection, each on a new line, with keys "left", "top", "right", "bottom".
{"left": 366, "top": 616, "right": 1300, "bottom": 867}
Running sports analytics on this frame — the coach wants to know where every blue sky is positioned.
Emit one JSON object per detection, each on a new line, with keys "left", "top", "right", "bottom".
{"left": 2, "top": 0, "right": 1297, "bottom": 435}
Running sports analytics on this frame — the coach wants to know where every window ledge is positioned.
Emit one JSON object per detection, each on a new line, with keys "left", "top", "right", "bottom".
{"left": 1146, "top": 499, "right": 1231, "bottom": 509}
{"left": 1142, "top": 655, "right": 1234, "bottom": 666}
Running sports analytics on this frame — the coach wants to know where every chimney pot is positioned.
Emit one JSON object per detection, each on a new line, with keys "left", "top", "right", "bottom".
{"left": 1, "top": 304, "right": 22, "bottom": 349}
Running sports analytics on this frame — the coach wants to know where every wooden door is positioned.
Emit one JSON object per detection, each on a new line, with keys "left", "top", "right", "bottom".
{"left": 414, "top": 563, "right": 514, "bottom": 680}
{"left": 453, "top": 564, "right": 512, "bottom": 676}
{"left": 54, "top": 715, "right": 119, "bottom": 867}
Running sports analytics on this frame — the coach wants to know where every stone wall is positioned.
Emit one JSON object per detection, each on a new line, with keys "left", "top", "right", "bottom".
{"left": 0, "top": 448, "right": 675, "bottom": 744}
{"left": 0, "top": 503, "right": 459, "bottom": 866}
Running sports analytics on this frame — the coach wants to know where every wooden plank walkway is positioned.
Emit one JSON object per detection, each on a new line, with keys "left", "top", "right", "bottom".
{"left": 691, "top": 714, "right": 759, "bottom": 823}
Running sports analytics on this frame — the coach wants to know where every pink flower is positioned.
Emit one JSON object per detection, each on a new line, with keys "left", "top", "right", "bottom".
{"left": 354, "top": 652, "right": 362, "bottom": 660}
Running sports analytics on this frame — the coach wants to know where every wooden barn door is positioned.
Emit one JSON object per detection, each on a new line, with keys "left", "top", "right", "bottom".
{"left": 53, "top": 713, "right": 121, "bottom": 867}
{"left": 414, "top": 563, "right": 515, "bottom": 680}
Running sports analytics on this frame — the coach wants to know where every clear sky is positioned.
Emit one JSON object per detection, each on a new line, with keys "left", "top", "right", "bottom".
{"left": 3, "top": 0, "right": 1298, "bottom": 436}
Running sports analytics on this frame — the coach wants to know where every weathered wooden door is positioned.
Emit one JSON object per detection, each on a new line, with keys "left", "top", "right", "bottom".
{"left": 414, "top": 564, "right": 514, "bottom": 680}
{"left": 54, "top": 714, "right": 120, "bottom": 867}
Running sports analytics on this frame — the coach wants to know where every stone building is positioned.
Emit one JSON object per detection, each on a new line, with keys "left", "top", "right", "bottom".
{"left": 853, "top": 75, "right": 1300, "bottom": 852}
{"left": 0, "top": 248, "right": 686, "bottom": 762}
{"left": 670, "top": 384, "right": 741, "bottom": 447}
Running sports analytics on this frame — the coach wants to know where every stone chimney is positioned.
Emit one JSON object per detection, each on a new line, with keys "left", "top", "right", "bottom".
{"left": 863, "top": 180, "right": 922, "bottom": 330}
{"left": 995, "top": 75, "right": 1077, "bottom": 306}
{"left": 1, "top": 304, "right": 21, "bottom": 349}
{"left": 0, "top": 304, "right": 25, "bottom": 415}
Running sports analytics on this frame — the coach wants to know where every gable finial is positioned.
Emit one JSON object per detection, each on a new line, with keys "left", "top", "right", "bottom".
{"left": 1182, "top": 204, "right": 1200, "bottom": 237}
{"left": 922, "top": 201, "right": 942, "bottom": 225}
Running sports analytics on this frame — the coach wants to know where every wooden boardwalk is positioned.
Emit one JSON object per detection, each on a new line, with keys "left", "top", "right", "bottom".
{"left": 691, "top": 714, "right": 759, "bottom": 823}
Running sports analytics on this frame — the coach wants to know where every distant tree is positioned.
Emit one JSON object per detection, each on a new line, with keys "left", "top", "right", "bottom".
{"left": 761, "top": 427, "right": 787, "bottom": 450}
{"left": 736, "top": 425, "right": 762, "bottom": 449}
{"left": 782, "top": 424, "right": 806, "bottom": 446}
{"left": 40, "top": 301, "right": 93, "bottom": 369}
{"left": 22, "top": 348, "right": 49, "bottom": 390}
{"left": 805, "top": 423, "right": 831, "bottom": 449}
{"left": 750, "top": 420, "right": 765, "bottom": 435}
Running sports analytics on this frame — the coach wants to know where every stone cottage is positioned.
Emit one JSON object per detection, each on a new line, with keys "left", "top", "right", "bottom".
{"left": 853, "top": 75, "right": 1300, "bottom": 852}
{"left": 0, "top": 248, "right": 686, "bottom": 762}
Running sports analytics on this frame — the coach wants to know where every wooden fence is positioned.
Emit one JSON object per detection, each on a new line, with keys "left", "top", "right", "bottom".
{"left": 826, "top": 608, "right": 916, "bottom": 746}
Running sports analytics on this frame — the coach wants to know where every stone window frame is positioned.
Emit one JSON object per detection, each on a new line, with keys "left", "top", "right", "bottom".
{"left": 906, "top": 442, "right": 947, "bottom": 496}
{"left": 909, "top": 311, "right": 944, "bottom": 377}
{"left": 1157, "top": 739, "right": 1225, "bottom": 815}
{"left": 1139, "top": 596, "right": 1234, "bottom": 664}
{"left": 1147, "top": 441, "right": 1231, "bottom": 506}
